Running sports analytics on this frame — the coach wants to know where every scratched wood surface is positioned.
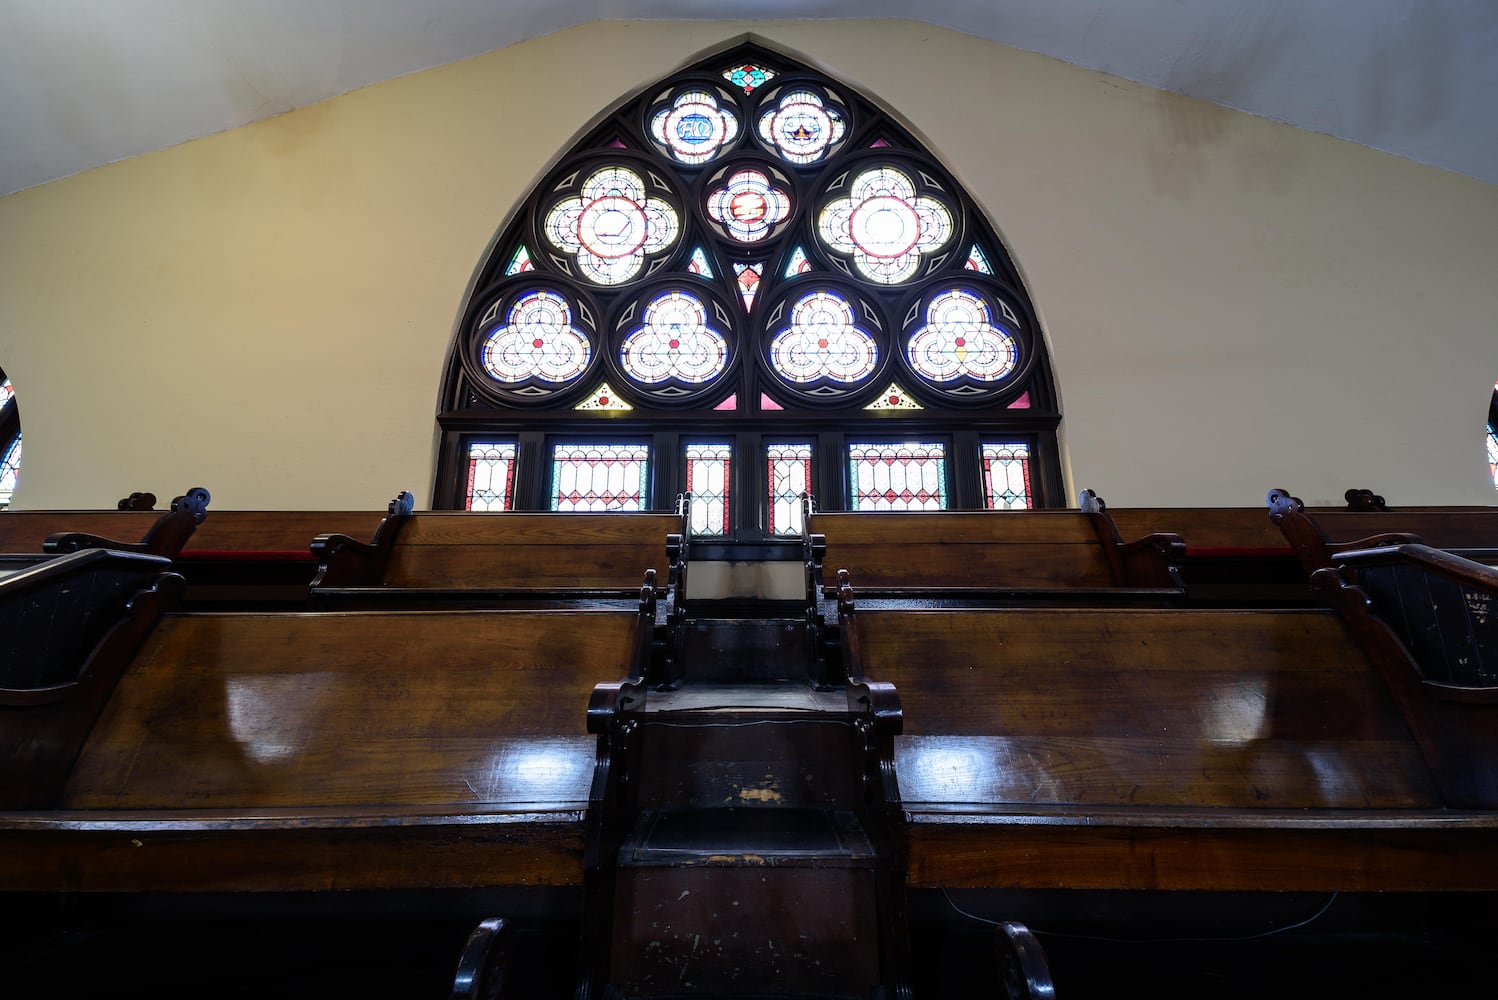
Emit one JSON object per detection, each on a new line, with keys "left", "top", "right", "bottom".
{"left": 813, "top": 511, "right": 1117, "bottom": 589}
{"left": 858, "top": 608, "right": 1439, "bottom": 811}
{"left": 64, "top": 610, "right": 636, "bottom": 810}
{"left": 382, "top": 512, "right": 677, "bottom": 590}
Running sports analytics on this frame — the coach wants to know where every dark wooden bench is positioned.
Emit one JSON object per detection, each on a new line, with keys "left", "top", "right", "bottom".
{"left": 804, "top": 490, "right": 1186, "bottom": 616}
{"left": 833, "top": 584, "right": 1498, "bottom": 893}
{"left": 309, "top": 492, "right": 682, "bottom": 609}
{"left": 0, "top": 593, "right": 655, "bottom": 892}
{"left": 1269, "top": 487, "right": 1498, "bottom": 577}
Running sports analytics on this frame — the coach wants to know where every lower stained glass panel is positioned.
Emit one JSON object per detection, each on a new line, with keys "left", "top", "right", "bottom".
{"left": 848, "top": 442, "right": 946, "bottom": 512}
{"left": 981, "top": 442, "right": 1033, "bottom": 510}
{"left": 552, "top": 442, "right": 651, "bottom": 512}
{"left": 465, "top": 441, "right": 518, "bottom": 511}
{"left": 685, "top": 442, "right": 732, "bottom": 536}
{"left": 767, "top": 442, "right": 813, "bottom": 535}
{"left": 0, "top": 434, "right": 20, "bottom": 509}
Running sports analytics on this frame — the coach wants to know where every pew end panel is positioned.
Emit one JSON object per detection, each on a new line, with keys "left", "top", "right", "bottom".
{"left": 0, "top": 551, "right": 184, "bottom": 808}
{"left": 43, "top": 486, "right": 210, "bottom": 558}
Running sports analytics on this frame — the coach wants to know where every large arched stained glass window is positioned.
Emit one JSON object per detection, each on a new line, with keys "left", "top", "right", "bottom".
{"left": 435, "top": 41, "right": 1062, "bottom": 538}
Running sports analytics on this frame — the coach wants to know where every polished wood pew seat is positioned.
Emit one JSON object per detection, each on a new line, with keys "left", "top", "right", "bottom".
{"left": 310, "top": 502, "right": 681, "bottom": 609}
{"left": 806, "top": 502, "right": 1185, "bottom": 612}
{"left": 841, "top": 605, "right": 1498, "bottom": 893}
{"left": 0, "top": 608, "right": 642, "bottom": 892}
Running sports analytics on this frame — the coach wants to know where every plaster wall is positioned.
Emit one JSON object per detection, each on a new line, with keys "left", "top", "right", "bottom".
{"left": 1, "top": 19, "right": 1495, "bottom": 510}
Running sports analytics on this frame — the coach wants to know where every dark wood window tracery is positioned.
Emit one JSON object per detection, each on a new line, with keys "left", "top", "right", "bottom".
{"left": 434, "top": 42, "right": 1063, "bottom": 539}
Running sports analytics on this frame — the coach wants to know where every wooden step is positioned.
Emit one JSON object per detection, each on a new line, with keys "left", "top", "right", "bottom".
{"left": 619, "top": 808, "right": 876, "bottom": 869}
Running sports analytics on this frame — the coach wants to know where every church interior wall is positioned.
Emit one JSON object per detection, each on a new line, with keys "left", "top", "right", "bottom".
{"left": 1, "top": 18, "right": 1495, "bottom": 511}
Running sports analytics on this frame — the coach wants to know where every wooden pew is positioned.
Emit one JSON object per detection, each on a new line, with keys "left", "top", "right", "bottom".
{"left": 834, "top": 586, "right": 1498, "bottom": 893}
{"left": 803, "top": 490, "right": 1186, "bottom": 615}
{"left": 0, "top": 592, "right": 655, "bottom": 892}
{"left": 309, "top": 491, "right": 681, "bottom": 609}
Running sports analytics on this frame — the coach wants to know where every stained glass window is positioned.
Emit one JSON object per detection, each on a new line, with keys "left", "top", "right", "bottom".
{"left": 818, "top": 166, "right": 953, "bottom": 284}
{"left": 734, "top": 262, "right": 763, "bottom": 311}
{"left": 981, "top": 442, "right": 1033, "bottom": 510}
{"left": 1489, "top": 423, "right": 1498, "bottom": 491}
{"left": 649, "top": 89, "right": 739, "bottom": 165}
{"left": 505, "top": 246, "right": 536, "bottom": 275}
{"left": 465, "top": 441, "right": 518, "bottom": 511}
{"left": 1, "top": 378, "right": 14, "bottom": 408}
{"left": 906, "top": 288, "right": 1019, "bottom": 384}
{"left": 865, "top": 383, "right": 922, "bottom": 410}
{"left": 551, "top": 442, "right": 650, "bottom": 512}
{"left": 685, "top": 442, "right": 732, "bottom": 536}
{"left": 619, "top": 290, "right": 729, "bottom": 385}
{"left": 0, "top": 435, "right": 19, "bottom": 508}
{"left": 723, "top": 63, "right": 775, "bottom": 95}
{"left": 767, "top": 443, "right": 813, "bottom": 536}
{"left": 769, "top": 291, "right": 878, "bottom": 385}
{"left": 437, "top": 42, "right": 1059, "bottom": 519}
{"left": 481, "top": 290, "right": 592, "bottom": 386}
{"left": 543, "top": 166, "right": 679, "bottom": 285}
{"left": 848, "top": 442, "right": 947, "bottom": 512}
{"left": 705, "top": 167, "right": 792, "bottom": 243}
{"left": 575, "top": 382, "right": 633, "bottom": 411}
{"left": 783, "top": 247, "right": 812, "bottom": 277}
{"left": 688, "top": 247, "right": 714, "bottom": 277}
{"left": 757, "top": 89, "right": 847, "bottom": 165}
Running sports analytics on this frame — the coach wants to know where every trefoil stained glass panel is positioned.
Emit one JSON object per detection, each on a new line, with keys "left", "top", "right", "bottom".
{"left": 544, "top": 166, "right": 679, "bottom": 285}
{"left": 465, "top": 441, "right": 518, "bottom": 511}
{"left": 848, "top": 442, "right": 947, "bottom": 511}
{"left": 769, "top": 291, "right": 877, "bottom": 385}
{"left": 482, "top": 290, "right": 592, "bottom": 385}
{"left": 619, "top": 290, "right": 729, "bottom": 385}
{"left": 906, "top": 289, "right": 1018, "bottom": 383}
{"left": 981, "top": 442, "right": 1033, "bottom": 510}
{"left": 552, "top": 442, "right": 651, "bottom": 512}
{"left": 768, "top": 443, "right": 813, "bottom": 536}
{"left": 818, "top": 166, "right": 952, "bottom": 284}
{"left": 685, "top": 442, "right": 732, "bottom": 536}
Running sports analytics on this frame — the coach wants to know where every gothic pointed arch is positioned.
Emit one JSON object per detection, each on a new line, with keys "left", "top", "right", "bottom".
{"left": 435, "top": 40, "right": 1063, "bottom": 538}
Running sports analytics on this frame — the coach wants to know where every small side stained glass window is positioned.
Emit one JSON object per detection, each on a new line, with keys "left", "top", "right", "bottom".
{"left": 686, "top": 442, "right": 732, "bottom": 536}
{"left": 505, "top": 246, "right": 536, "bottom": 275}
{"left": 0, "top": 378, "right": 14, "bottom": 409}
{"left": 466, "top": 441, "right": 518, "bottom": 511}
{"left": 767, "top": 442, "right": 813, "bottom": 536}
{"left": 981, "top": 442, "right": 1032, "bottom": 510}
{"left": 552, "top": 442, "right": 651, "bottom": 512}
{"left": 848, "top": 442, "right": 947, "bottom": 511}
{"left": 1488, "top": 423, "right": 1498, "bottom": 490}
{"left": 0, "top": 435, "right": 19, "bottom": 509}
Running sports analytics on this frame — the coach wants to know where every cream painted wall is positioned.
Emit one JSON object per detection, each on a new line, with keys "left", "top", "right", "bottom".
{"left": 1, "top": 19, "right": 1495, "bottom": 510}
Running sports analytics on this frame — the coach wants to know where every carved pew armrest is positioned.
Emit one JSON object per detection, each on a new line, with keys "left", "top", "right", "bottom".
{"left": 308, "top": 490, "right": 413, "bottom": 589}
{"left": 43, "top": 486, "right": 210, "bottom": 558}
{"left": 1327, "top": 532, "right": 1423, "bottom": 553}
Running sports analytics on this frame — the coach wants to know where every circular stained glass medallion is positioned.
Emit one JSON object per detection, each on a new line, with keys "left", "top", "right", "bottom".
{"left": 481, "top": 289, "right": 593, "bottom": 386}
{"left": 705, "top": 166, "right": 793, "bottom": 243}
{"left": 649, "top": 88, "right": 740, "bottom": 165}
{"left": 906, "top": 288, "right": 1018, "bottom": 385}
{"left": 757, "top": 89, "right": 848, "bottom": 165}
{"left": 543, "top": 165, "right": 680, "bottom": 286}
{"left": 768, "top": 289, "right": 879, "bottom": 389}
{"left": 619, "top": 289, "right": 731, "bottom": 388}
{"left": 819, "top": 165, "right": 953, "bottom": 284}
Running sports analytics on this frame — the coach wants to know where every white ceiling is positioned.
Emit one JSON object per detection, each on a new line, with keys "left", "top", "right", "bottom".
{"left": 2, "top": 1, "right": 1495, "bottom": 197}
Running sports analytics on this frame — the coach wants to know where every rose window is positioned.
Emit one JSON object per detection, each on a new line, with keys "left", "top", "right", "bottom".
{"left": 757, "top": 90, "right": 847, "bottom": 165}
{"left": 619, "top": 290, "right": 730, "bottom": 385}
{"left": 769, "top": 290, "right": 878, "bottom": 385}
{"left": 649, "top": 90, "right": 740, "bottom": 165}
{"left": 544, "top": 166, "right": 680, "bottom": 285}
{"left": 705, "top": 167, "right": 792, "bottom": 243}
{"left": 481, "top": 290, "right": 592, "bottom": 384}
{"left": 906, "top": 288, "right": 1019, "bottom": 384}
{"left": 818, "top": 166, "right": 953, "bottom": 284}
